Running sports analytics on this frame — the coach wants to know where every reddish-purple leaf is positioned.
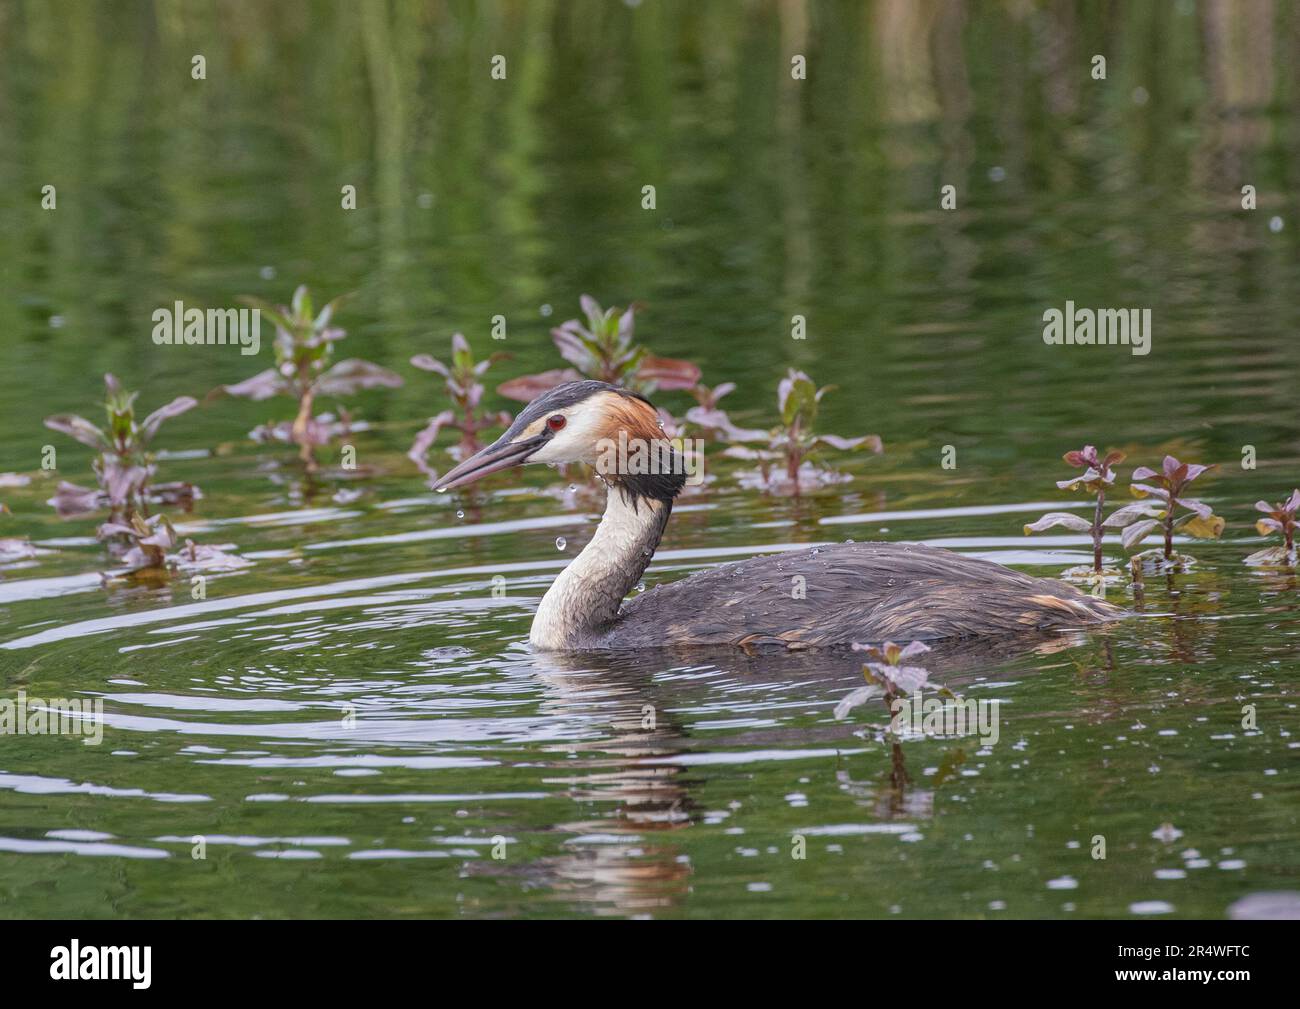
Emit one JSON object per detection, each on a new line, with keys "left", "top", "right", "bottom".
{"left": 44, "top": 414, "right": 108, "bottom": 450}
{"left": 100, "top": 461, "right": 149, "bottom": 507}
{"left": 1122, "top": 519, "right": 1160, "bottom": 550}
{"left": 1024, "top": 512, "right": 1093, "bottom": 534}
{"left": 1103, "top": 502, "right": 1160, "bottom": 528}
{"left": 410, "top": 354, "right": 451, "bottom": 377}
{"left": 49, "top": 481, "right": 104, "bottom": 516}
{"left": 1131, "top": 482, "right": 1168, "bottom": 500}
{"left": 636, "top": 355, "right": 702, "bottom": 390}
{"left": 221, "top": 369, "right": 289, "bottom": 401}
{"left": 552, "top": 328, "right": 593, "bottom": 369}
{"left": 315, "top": 359, "right": 403, "bottom": 396}
{"left": 496, "top": 369, "right": 581, "bottom": 403}
{"left": 1175, "top": 496, "right": 1212, "bottom": 519}
{"left": 140, "top": 396, "right": 197, "bottom": 443}
{"left": 408, "top": 411, "right": 457, "bottom": 471}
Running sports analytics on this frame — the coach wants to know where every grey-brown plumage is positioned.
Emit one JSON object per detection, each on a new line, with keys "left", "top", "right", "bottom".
{"left": 431, "top": 379, "right": 1126, "bottom": 652}
{"left": 600, "top": 539, "right": 1122, "bottom": 650}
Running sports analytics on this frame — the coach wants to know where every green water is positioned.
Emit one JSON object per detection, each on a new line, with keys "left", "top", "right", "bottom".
{"left": 0, "top": 0, "right": 1298, "bottom": 919}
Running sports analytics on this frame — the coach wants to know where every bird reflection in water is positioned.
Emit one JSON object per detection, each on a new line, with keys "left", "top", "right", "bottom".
{"left": 464, "top": 633, "right": 1103, "bottom": 915}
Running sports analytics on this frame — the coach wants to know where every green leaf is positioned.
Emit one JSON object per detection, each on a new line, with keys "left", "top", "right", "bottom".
{"left": 291, "top": 285, "right": 312, "bottom": 321}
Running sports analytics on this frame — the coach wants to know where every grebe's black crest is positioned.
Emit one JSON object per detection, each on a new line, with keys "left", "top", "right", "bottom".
{"left": 509, "top": 379, "right": 644, "bottom": 428}
{"left": 433, "top": 379, "right": 1126, "bottom": 651}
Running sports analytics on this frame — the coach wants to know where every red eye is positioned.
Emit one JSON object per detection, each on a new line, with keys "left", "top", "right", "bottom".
{"left": 547, "top": 414, "right": 566, "bottom": 431}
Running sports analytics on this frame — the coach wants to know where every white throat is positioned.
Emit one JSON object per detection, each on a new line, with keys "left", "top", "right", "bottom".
{"left": 530, "top": 486, "right": 671, "bottom": 650}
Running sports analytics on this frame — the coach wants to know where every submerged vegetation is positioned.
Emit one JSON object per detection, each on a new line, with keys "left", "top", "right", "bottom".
{"left": 726, "top": 368, "right": 883, "bottom": 495}
{"left": 1246, "top": 489, "right": 1299, "bottom": 567}
{"left": 408, "top": 333, "right": 513, "bottom": 487}
{"left": 4, "top": 288, "right": 1288, "bottom": 589}
{"left": 218, "top": 286, "right": 403, "bottom": 473}
{"left": 40, "top": 374, "right": 244, "bottom": 574}
{"left": 497, "top": 295, "right": 699, "bottom": 403}
{"left": 835, "top": 640, "right": 936, "bottom": 721}
{"left": 1024, "top": 445, "right": 1144, "bottom": 585}
{"left": 1025, "top": 447, "right": 1233, "bottom": 584}
{"left": 1126, "top": 455, "right": 1225, "bottom": 570}
{"left": 44, "top": 373, "right": 198, "bottom": 522}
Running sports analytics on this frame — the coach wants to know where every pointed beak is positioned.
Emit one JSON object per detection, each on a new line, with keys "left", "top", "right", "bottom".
{"left": 435, "top": 433, "right": 547, "bottom": 492}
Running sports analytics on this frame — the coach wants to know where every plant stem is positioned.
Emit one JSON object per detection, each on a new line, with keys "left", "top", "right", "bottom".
{"left": 1093, "top": 489, "right": 1105, "bottom": 572}
{"left": 1163, "top": 493, "right": 1174, "bottom": 560}
{"left": 293, "top": 388, "right": 318, "bottom": 473}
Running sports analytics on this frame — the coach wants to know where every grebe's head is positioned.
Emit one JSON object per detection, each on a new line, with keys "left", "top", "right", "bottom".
{"left": 436, "top": 379, "right": 675, "bottom": 495}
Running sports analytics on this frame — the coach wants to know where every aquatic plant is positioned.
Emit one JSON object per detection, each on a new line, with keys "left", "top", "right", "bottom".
{"left": 725, "top": 368, "right": 882, "bottom": 495}
{"left": 834, "top": 641, "right": 953, "bottom": 721}
{"left": 0, "top": 502, "right": 38, "bottom": 569}
{"left": 1023, "top": 445, "right": 1154, "bottom": 582}
{"left": 98, "top": 513, "right": 177, "bottom": 572}
{"left": 1124, "top": 454, "right": 1224, "bottom": 568}
{"left": 218, "top": 286, "right": 402, "bottom": 472}
{"left": 1245, "top": 489, "right": 1299, "bottom": 566}
{"left": 96, "top": 513, "right": 249, "bottom": 576}
{"left": 497, "top": 295, "right": 700, "bottom": 402}
{"left": 43, "top": 373, "right": 198, "bottom": 522}
{"left": 684, "top": 381, "right": 767, "bottom": 442}
{"left": 408, "top": 333, "right": 513, "bottom": 485}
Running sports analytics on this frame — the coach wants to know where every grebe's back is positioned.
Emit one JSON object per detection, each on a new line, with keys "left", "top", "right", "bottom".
{"left": 604, "top": 539, "right": 1121, "bottom": 650}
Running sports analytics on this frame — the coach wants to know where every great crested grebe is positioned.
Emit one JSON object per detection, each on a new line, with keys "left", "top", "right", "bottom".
{"left": 435, "top": 380, "right": 1123, "bottom": 651}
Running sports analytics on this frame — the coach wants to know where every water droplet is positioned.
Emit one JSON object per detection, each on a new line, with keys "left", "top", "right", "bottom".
{"left": 568, "top": 484, "right": 577, "bottom": 492}
{"left": 259, "top": 265, "right": 277, "bottom": 280}
{"left": 1269, "top": 215, "right": 1284, "bottom": 233}
{"left": 988, "top": 165, "right": 1006, "bottom": 182}
{"left": 456, "top": 510, "right": 464, "bottom": 519}
{"left": 845, "top": 539, "right": 855, "bottom": 544}
{"left": 556, "top": 536, "right": 567, "bottom": 551}
{"left": 540, "top": 303, "right": 553, "bottom": 317}
{"left": 636, "top": 582, "right": 646, "bottom": 593}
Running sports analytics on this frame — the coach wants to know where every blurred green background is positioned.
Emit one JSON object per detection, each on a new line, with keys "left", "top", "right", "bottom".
{"left": 2, "top": 0, "right": 1298, "bottom": 477}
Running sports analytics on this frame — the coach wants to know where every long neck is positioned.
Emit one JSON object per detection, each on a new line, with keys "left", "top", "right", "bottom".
{"left": 530, "top": 486, "right": 672, "bottom": 650}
